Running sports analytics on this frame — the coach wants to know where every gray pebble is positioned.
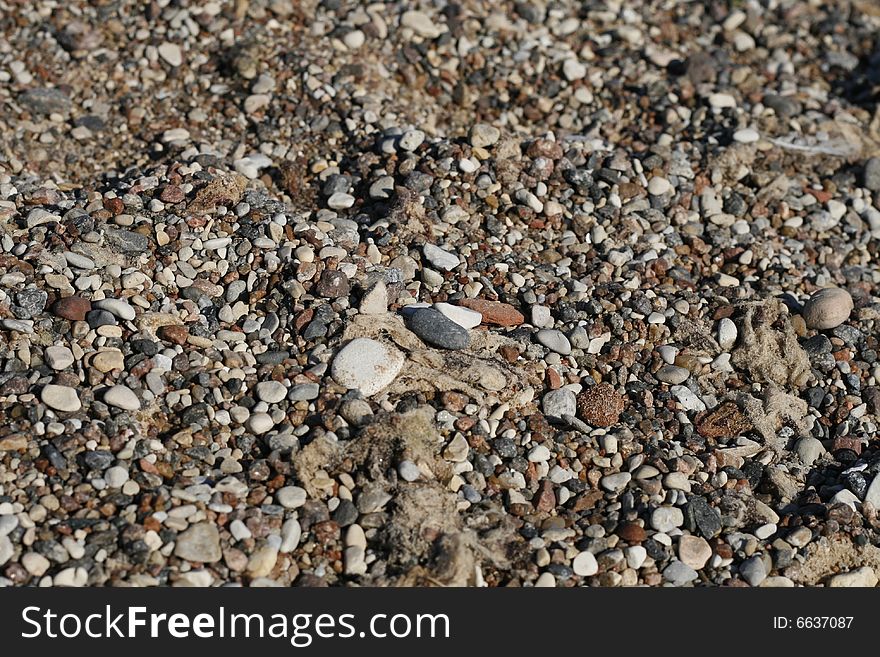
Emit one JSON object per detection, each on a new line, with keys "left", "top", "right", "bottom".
{"left": 407, "top": 307, "right": 470, "bottom": 350}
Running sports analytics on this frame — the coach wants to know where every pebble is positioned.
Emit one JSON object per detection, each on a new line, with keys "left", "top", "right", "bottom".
{"left": 656, "top": 365, "right": 690, "bottom": 384}
{"left": 535, "top": 572, "right": 556, "bottom": 588}
{"left": 279, "top": 519, "right": 302, "bottom": 553}
{"left": 398, "top": 129, "right": 425, "bottom": 151}
{"left": 601, "top": 472, "right": 632, "bottom": 493}
{"left": 158, "top": 42, "right": 183, "bottom": 67}
{"left": 536, "top": 329, "right": 571, "bottom": 355}
{"left": 740, "top": 555, "right": 768, "bottom": 586}
{"left": 45, "top": 345, "right": 74, "bottom": 370}
{"left": 802, "top": 287, "right": 853, "bottom": 329}
{"left": 647, "top": 177, "right": 672, "bottom": 195}
{"left": 572, "top": 551, "right": 598, "bottom": 576}
{"left": 423, "top": 243, "right": 460, "bottom": 271}
{"left": 22, "top": 552, "right": 50, "bottom": 577}
{"left": 247, "top": 545, "right": 278, "bottom": 577}
{"left": 827, "top": 566, "right": 878, "bottom": 588}
{"left": 331, "top": 338, "right": 405, "bottom": 396}
{"left": 327, "top": 192, "right": 355, "bottom": 209}
{"left": 174, "top": 523, "right": 221, "bottom": 563}
{"left": 470, "top": 124, "right": 501, "bottom": 148}
{"left": 255, "top": 380, "right": 287, "bottom": 403}
{"left": 562, "top": 59, "right": 587, "bottom": 81}
{"left": 407, "top": 308, "right": 470, "bottom": 350}
{"left": 52, "top": 296, "right": 91, "bottom": 321}
{"left": 434, "top": 302, "right": 482, "bottom": 329}
{"left": 708, "top": 92, "right": 737, "bottom": 108}
{"left": 863, "top": 474, "right": 880, "bottom": 510}
{"left": 246, "top": 413, "right": 274, "bottom": 434}
{"left": 651, "top": 506, "right": 684, "bottom": 532}
{"left": 733, "top": 128, "right": 760, "bottom": 143}
{"left": 658, "top": 346, "right": 678, "bottom": 364}
{"left": 717, "top": 318, "right": 737, "bottom": 350}
{"left": 794, "top": 437, "right": 825, "bottom": 466}
{"left": 41, "top": 384, "right": 81, "bottom": 413}
{"left": 105, "top": 466, "right": 129, "bottom": 488}
{"left": 104, "top": 385, "right": 140, "bottom": 410}
{"left": 0, "top": 535, "right": 12, "bottom": 567}
{"left": 459, "top": 299, "right": 524, "bottom": 326}
{"left": 670, "top": 385, "right": 706, "bottom": 412}
{"left": 92, "top": 298, "right": 136, "bottom": 321}
{"left": 53, "top": 567, "right": 88, "bottom": 587}
{"left": 542, "top": 388, "right": 577, "bottom": 418}
{"left": 401, "top": 10, "right": 444, "bottom": 39}
{"left": 398, "top": 460, "right": 421, "bottom": 482}
{"left": 865, "top": 157, "right": 880, "bottom": 191}
{"left": 360, "top": 281, "right": 388, "bottom": 314}
{"left": 276, "top": 486, "right": 307, "bottom": 509}
{"left": 92, "top": 350, "right": 124, "bottom": 372}
{"left": 677, "top": 535, "right": 712, "bottom": 570}
{"left": 663, "top": 560, "right": 698, "bottom": 585}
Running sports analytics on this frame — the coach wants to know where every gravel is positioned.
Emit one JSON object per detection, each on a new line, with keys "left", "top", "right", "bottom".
{"left": 1, "top": 0, "right": 879, "bottom": 590}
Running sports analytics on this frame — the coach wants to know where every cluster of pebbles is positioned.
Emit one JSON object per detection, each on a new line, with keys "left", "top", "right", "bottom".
{"left": 2, "top": 1, "right": 880, "bottom": 587}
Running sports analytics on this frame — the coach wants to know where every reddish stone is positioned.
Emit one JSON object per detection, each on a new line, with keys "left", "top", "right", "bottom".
{"left": 460, "top": 299, "right": 524, "bottom": 326}
{"left": 455, "top": 417, "right": 476, "bottom": 431}
{"left": 103, "top": 197, "right": 125, "bottom": 215}
{"left": 571, "top": 490, "right": 603, "bottom": 511}
{"left": 294, "top": 309, "right": 314, "bottom": 332}
{"left": 804, "top": 186, "right": 831, "bottom": 203}
{"left": 576, "top": 383, "right": 626, "bottom": 427}
{"left": 139, "top": 458, "right": 160, "bottom": 475}
{"left": 498, "top": 344, "right": 520, "bottom": 363}
{"left": 160, "top": 185, "right": 186, "bottom": 203}
{"left": 52, "top": 296, "right": 91, "bottom": 321}
{"left": 617, "top": 522, "right": 647, "bottom": 543}
{"left": 159, "top": 324, "right": 189, "bottom": 345}
{"left": 546, "top": 368, "right": 562, "bottom": 390}
{"left": 441, "top": 391, "right": 468, "bottom": 412}
{"left": 525, "top": 138, "right": 563, "bottom": 160}
{"left": 832, "top": 435, "right": 862, "bottom": 456}
{"left": 313, "top": 520, "right": 340, "bottom": 545}
{"left": 534, "top": 481, "right": 556, "bottom": 512}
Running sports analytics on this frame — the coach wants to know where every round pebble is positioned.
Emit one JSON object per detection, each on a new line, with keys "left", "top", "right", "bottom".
{"left": 41, "top": 385, "right": 81, "bottom": 413}
{"left": 331, "top": 338, "right": 405, "bottom": 396}
{"left": 802, "top": 287, "right": 853, "bottom": 329}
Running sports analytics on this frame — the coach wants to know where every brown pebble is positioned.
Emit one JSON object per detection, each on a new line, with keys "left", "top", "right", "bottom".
{"left": 617, "top": 522, "right": 647, "bottom": 542}
{"left": 159, "top": 324, "right": 189, "bottom": 345}
{"left": 103, "top": 197, "right": 124, "bottom": 214}
{"left": 460, "top": 298, "right": 524, "bottom": 326}
{"left": 315, "top": 270, "right": 350, "bottom": 298}
{"left": 52, "top": 296, "right": 91, "bottom": 321}
{"left": 832, "top": 435, "right": 862, "bottom": 456}
{"left": 695, "top": 402, "right": 752, "bottom": 439}
{"left": 576, "top": 383, "right": 626, "bottom": 427}
{"left": 534, "top": 481, "right": 556, "bottom": 512}
{"left": 498, "top": 344, "right": 520, "bottom": 363}
{"left": 441, "top": 391, "right": 468, "bottom": 412}
{"left": 160, "top": 185, "right": 186, "bottom": 203}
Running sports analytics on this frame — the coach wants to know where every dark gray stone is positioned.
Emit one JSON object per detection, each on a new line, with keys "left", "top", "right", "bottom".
{"left": 685, "top": 496, "right": 722, "bottom": 539}
{"left": 81, "top": 450, "right": 114, "bottom": 471}
{"left": 406, "top": 307, "right": 470, "bottom": 350}
{"left": 105, "top": 229, "right": 149, "bottom": 253}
